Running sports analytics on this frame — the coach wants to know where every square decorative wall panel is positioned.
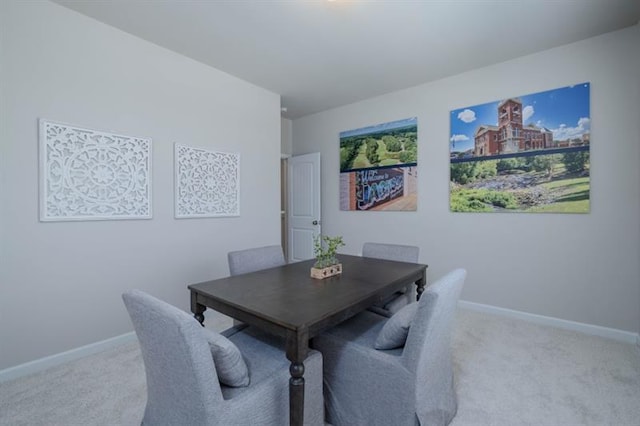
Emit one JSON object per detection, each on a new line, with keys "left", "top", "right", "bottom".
{"left": 174, "top": 144, "right": 240, "bottom": 218}
{"left": 39, "top": 119, "right": 152, "bottom": 221}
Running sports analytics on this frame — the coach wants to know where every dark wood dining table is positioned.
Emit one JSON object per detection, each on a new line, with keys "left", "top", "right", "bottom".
{"left": 188, "top": 253, "right": 428, "bottom": 426}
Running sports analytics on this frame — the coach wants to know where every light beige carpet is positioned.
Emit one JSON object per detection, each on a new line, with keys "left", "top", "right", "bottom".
{"left": 450, "top": 310, "right": 640, "bottom": 426}
{"left": 1, "top": 309, "right": 638, "bottom": 426}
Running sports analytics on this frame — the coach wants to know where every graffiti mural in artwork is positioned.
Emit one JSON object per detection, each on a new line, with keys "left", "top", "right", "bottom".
{"left": 340, "top": 118, "right": 417, "bottom": 211}
{"left": 450, "top": 82, "right": 590, "bottom": 213}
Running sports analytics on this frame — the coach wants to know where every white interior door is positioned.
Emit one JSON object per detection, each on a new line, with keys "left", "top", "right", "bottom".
{"left": 287, "top": 152, "right": 321, "bottom": 262}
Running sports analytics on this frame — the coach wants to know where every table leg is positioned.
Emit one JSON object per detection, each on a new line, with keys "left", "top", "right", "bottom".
{"left": 190, "top": 292, "right": 206, "bottom": 326}
{"left": 286, "top": 329, "right": 309, "bottom": 426}
{"left": 416, "top": 273, "right": 426, "bottom": 301}
{"left": 289, "top": 362, "right": 305, "bottom": 426}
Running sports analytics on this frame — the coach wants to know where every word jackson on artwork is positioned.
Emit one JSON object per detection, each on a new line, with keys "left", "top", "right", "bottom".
{"left": 449, "top": 82, "right": 590, "bottom": 214}
{"left": 339, "top": 117, "right": 418, "bottom": 211}
{"left": 39, "top": 119, "right": 152, "bottom": 221}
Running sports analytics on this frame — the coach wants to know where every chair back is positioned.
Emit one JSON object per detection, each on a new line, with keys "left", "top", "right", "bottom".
{"left": 227, "top": 245, "right": 286, "bottom": 276}
{"left": 362, "top": 242, "right": 419, "bottom": 263}
{"left": 122, "top": 290, "right": 223, "bottom": 425}
{"left": 402, "top": 268, "right": 466, "bottom": 424}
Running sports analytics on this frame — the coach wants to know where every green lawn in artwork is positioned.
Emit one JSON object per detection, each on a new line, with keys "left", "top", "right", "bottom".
{"left": 450, "top": 175, "right": 590, "bottom": 213}
{"left": 352, "top": 144, "right": 372, "bottom": 169}
{"left": 450, "top": 188, "right": 518, "bottom": 212}
{"left": 340, "top": 126, "right": 417, "bottom": 172}
{"left": 528, "top": 177, "right": 590, "bottom": 212}
{"left": 449, "top": 152, "right": 590, "bottom": 213}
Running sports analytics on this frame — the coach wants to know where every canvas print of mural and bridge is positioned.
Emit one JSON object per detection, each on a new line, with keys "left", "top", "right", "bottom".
{"left": 340, "top": 117, "right": 417, "bottom": 211}
{"left": 449, "top": 82, "right": 590, "bottom": 213}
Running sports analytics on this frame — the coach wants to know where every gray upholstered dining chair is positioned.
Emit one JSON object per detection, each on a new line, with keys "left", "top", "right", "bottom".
{"left": 362, "top": 242, "right": 420, "bottom": 317}
{"left": 227, "top": 244, "right": 286, "bottom": 276}
{"left": 227, "top": 245, "right": 287, "bottom": 326}
{"left": 312, "top": 268, "right": 466, "bottom": 426}
{"left": 122, "top": 289, "right": 324, "bottom": 426}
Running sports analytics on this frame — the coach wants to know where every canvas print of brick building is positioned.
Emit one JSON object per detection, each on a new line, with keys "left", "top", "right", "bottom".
{"left": 449, "top": 82, "right": 590, "bottom": 213}
{"left": 340, "top": 117, "right": 417, "bottom": 211}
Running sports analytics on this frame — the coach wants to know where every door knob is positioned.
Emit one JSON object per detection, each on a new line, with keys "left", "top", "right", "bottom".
{"left": 312, "top": 220, "right": 320, "bottom": 225}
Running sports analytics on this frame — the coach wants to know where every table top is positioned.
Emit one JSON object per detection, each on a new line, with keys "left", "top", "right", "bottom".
{"left": 188, "top": 254, "right": 427, "bottom": 338}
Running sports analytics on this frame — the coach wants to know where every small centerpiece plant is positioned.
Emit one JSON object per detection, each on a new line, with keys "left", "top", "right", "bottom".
{"left": 311, "top": 234, "right": 345, "bottom": 279}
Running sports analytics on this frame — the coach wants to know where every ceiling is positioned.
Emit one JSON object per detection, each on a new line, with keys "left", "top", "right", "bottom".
{"left": 53, "top": 0, "right": 639, "bottom": 119}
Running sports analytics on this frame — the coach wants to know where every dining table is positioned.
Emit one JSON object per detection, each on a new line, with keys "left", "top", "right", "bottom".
{"left": 188, "top": 253, "right": 428, "bottom": 426}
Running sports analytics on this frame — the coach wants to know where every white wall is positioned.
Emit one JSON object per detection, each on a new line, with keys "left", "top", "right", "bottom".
{"left": 281, "top": 117, "right": 293, "bottom": 156}
{"left": 293, "top": 24, "right": 640, "bottom": 333}
{"left": 0, "top": 1, "right": 281, "bottom": 370}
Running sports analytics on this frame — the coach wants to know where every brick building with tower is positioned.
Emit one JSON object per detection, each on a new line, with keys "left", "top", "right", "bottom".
{"left": 474, "top": 98, "right": 553, "bottom": 157}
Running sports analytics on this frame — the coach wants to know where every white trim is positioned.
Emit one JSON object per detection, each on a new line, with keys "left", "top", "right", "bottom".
{"left": 0, "top": 332, "right": 137, "bottom": 383}
{"left": 458, "top": 300, "right": 639, "bottom": 345}
{"left": 3, "top": 303, "right": 637, "bottom": 383}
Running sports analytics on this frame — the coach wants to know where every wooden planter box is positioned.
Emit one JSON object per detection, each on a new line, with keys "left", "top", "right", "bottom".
{"left": 310, "top": 263, "right": 342, "bottom": 279}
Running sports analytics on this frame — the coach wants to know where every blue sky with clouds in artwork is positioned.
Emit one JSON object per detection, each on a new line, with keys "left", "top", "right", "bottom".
{"left": 340, "top": 117, "right": 417, "bottom": 139}
{"left": 450, "top": 83, "right": 590, "bottom": 153}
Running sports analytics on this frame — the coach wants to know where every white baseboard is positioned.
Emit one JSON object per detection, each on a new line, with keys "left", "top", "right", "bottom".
{"left": 3, "top": 303, "right": 638, "bottom": 383}
{"left": 0, "top": 332, "right": 137, "bottom": 384}
{"left": 458, "top": 300, "right": 639, "bottom": 345}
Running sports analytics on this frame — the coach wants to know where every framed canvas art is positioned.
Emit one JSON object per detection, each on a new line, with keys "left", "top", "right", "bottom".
{"left": 449, "top": 83, "right": 590, "bottom": 213}
{"left": 340, "top": 117, "right": 417, "bottom": 211}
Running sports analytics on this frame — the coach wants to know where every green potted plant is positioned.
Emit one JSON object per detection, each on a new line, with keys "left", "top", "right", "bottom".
{"left": 311, "top": 234, "right": 345, "bottom": 279}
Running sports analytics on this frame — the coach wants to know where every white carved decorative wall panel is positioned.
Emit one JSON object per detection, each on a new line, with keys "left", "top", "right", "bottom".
{"left": 39, "top": 119, "right": 152, "bottom": 221}
{"left": 175, "top": 144, "right": 240, "bottom": 218}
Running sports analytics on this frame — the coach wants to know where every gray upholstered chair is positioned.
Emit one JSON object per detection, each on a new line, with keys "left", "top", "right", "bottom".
{"left": 227, "top": 245, "right": 286, "bottom": 326}
{"left": 227, "top": 245, "right": 286, "bottom": 276}
{"left": 362, "top": 242, "right": 420, "bottom": 317}
{"left": 122, "top": 289, "right": 323, "bottom": 426}
{"left": 312, "top": 268, "right": 466, "bottom": 426}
